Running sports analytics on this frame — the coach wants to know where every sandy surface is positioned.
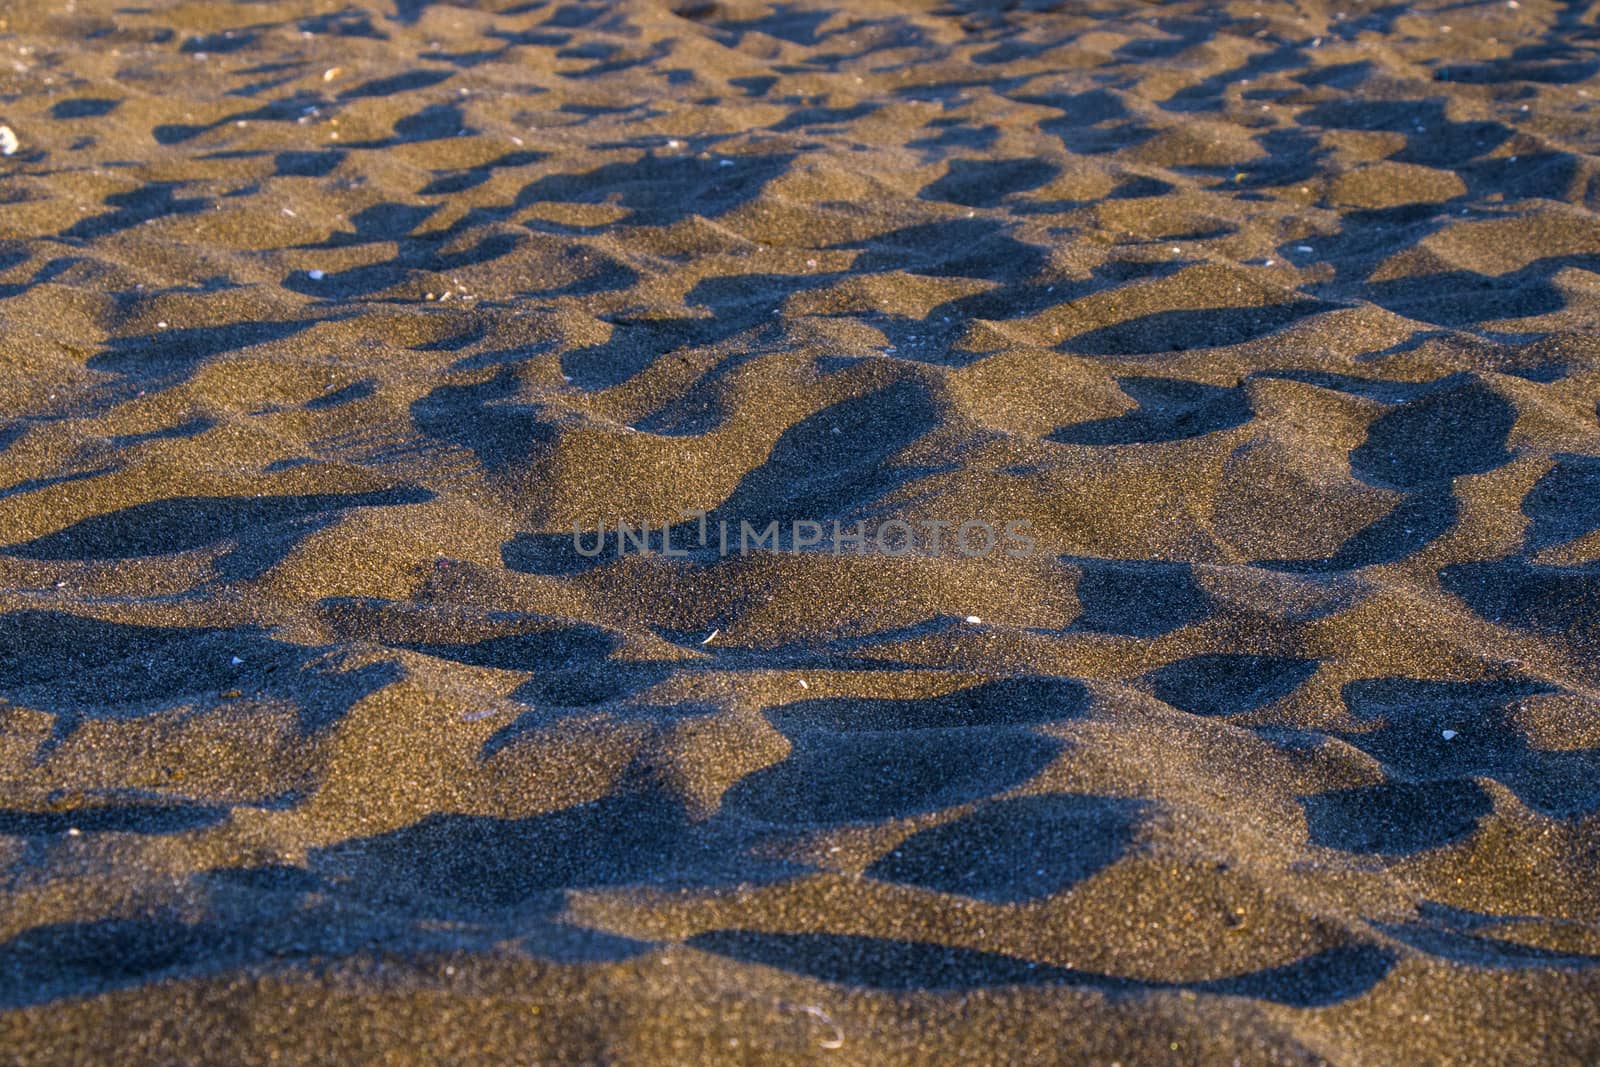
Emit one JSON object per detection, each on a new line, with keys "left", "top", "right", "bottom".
{"left": 3, "top": 0, "right": 1600, "bottom": 1062}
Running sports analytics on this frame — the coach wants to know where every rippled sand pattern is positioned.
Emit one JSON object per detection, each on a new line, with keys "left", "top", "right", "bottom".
{"left": 4, "top": 1, "right": 1600, "bottom": 1063}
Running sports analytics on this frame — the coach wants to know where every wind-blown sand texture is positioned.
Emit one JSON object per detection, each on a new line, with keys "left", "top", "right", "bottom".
{"left": 4, "top": 0, "right": 1600, "bottom": 1062}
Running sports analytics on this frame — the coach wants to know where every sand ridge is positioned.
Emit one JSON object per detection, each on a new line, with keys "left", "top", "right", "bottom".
{"left": 3, "top": 0, "right": 1600, "bottom": 1063}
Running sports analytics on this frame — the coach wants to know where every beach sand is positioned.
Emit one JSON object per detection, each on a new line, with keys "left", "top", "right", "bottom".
{"left": 3, "top": 0, "right": 1600, "bottom": 1062}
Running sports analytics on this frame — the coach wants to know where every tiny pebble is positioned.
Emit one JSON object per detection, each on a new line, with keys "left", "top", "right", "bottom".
{"left": 1295, "top": 245, "right": 1313, "bottom": 253}
{"left": 964, "top": 615, "right": 982, "bottom": 624}
{"left": 1442, "top": 729, "right": 1458, "bottom": 740}
{"left": 66, "top": 827, "right": 81, "bottom": 837}
{"left": 308, "top": 269, "right": 325, "bottom": 280}
{"left": 0, "top": 125, "right": 17, "bottom": 156}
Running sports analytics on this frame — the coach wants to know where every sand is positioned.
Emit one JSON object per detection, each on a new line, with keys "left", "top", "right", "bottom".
{"left": 3, "top": 0, "right": 1600, "bottom": 1062}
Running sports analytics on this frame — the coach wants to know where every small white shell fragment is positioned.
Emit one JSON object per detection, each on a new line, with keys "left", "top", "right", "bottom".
{"left": 0, "top": 126, "right": 17, "bottom": 156}
{"left": 231, "top": 656, "right": 244, "bottom": 665}
{"left": 964, "top": 615, "right": 982, "bottom": 624}
{"left": 1296, "top": 244, "right": 1314, "bottom": 253}
{"left": 796, "top": 1005, "right": 844, "bottom": 1050}
{"left": 1442, "top": 729, "right": 1458, "bottom": 740}
{"left": 797, "top": 678, "right": 809, "bottom": 689}
{"left": 308, "top": 269, "right": 325, "bottom": 280}
{"left": 700, "top": 629, "right": 719, "bottom": 645}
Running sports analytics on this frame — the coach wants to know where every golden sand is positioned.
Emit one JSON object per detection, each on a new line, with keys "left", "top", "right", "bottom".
{"left": 2, "top": 0, "right": 1600, "bottom": 1062}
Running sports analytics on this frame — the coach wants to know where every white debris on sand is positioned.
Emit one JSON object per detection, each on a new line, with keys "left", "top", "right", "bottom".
{"left": 0, "top": 126, "right": 18, "bottom": 156}
{"left": 795, "top": 1005, "right": 844, "bottom": 1050}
